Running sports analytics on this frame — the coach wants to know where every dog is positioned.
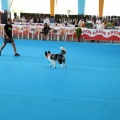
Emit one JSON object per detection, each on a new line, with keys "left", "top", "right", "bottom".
{"left": 45, "top": 47, "right": 67, "bottom": 69}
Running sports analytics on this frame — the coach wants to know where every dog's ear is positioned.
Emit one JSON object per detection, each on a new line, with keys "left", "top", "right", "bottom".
{"left": 48, "top": 51, "right": 51, "bottom": 53}
{"left": 45, "top": 51, "right": 47, "bottom": 57}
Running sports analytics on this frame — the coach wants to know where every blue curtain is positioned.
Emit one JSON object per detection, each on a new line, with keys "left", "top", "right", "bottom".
{"left": 78, "top": 0, "right": 85, "bottom": 15}
{"left": 1, "top": 0, "right": 10, "bottom": 11}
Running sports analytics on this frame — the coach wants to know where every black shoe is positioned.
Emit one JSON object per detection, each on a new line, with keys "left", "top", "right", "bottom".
{"left": 0, "top": 51, "right": 1, "bottom": 56}
{"left": 15, "top": 53, "right": 20, "bottom": 56}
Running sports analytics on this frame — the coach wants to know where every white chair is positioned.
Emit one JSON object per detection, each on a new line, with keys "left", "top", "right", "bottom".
{"left": 59, "top": 28, "right": 67, "bottom": 41}
{"left": 65, "top": 28, "right": 76, "bottom": 41}
{"left": 16, "top": 26, "right": 24, "bottom": 39}
{"left": 29, "top": 27, "right": 36, "bottom": 39}
{"left": 0, "top": 26, "right": 4, "bottom": 38}
{"left": 35, "top": 27, "right": 41, "bottom": 40}
{"left": 23, "top": 27, "right": 30, "bottom": 39}
{"left": 51, "top": 28, "right": 61, "bottom": 41}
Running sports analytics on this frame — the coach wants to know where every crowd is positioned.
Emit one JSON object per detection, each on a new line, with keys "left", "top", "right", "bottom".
{"left": 77, "top": 16, "right": 120, "bottom": 29}
{"left": 13, "top": 16, "right": 54, "bottom": 25}
{"left": 12, "top": 15, "right": 120, "bottom": 29}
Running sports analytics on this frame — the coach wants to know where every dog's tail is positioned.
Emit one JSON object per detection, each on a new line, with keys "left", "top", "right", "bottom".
{"left": 60, "top": 47, "right": 66, "bottom": 55}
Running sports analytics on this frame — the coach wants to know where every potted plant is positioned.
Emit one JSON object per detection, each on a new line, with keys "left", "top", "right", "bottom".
{"left": 106, "top": 22, "right": 114, "bottom": 28}
{"left": 76, "top": 27, "right": 82, "bottom": 42}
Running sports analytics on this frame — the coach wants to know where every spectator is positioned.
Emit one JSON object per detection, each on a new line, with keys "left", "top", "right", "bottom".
{"left": 21, "top": 16, "right": 26, "bottom": 23}
{"left": 78, "top": 18, "right": 85, "bottom": 27}
{"left": 44, "top": 16, "right": 50, "bottom": 25}
{"left": 41, "top": 23, "right": 51, "bottom": 40}
{"left": 97, "top": 20, "right": 104, "bottom": 29}
{"left": 50, "top": 18, "right": 55, "bottom": 23}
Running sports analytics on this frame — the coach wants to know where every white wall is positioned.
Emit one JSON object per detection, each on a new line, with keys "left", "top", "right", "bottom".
{"left": 84, "top": 0, "right": 120, "bottom": 16}
{"left": 84, "top": 0, "right": 99, "bottom": 16}
{"left": 11, "top": 0, "right": 50, "bottom": 14}
{"left": 11, "top": 0, "right": 78, "bottom": 15}
{"left": 103, "top": 0, "right": 120, "bottom": 16}
{"left": 55, "top": 0, "right": 78, "bottom": 15}
{"left": 10, "top": 0, "right": 120, "bottom": 16}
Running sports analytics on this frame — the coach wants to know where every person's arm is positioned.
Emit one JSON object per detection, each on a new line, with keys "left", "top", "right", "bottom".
{"left": 41, "top": 27, "right": 46, "bottom": 33}
{"left": 4, "top": 25, "right": 9, "bottom": 39}
{"left": 4, "top": 29, "right": 9, "bottom": 39}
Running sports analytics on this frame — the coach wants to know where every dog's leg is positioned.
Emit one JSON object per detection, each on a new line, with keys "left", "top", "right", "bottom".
{"left": 64, "top": 63, "right": 67, "bottom": 68}
{"left": 49, "top": 62, "right": 53, "bottom": 67}
{"left": 61, "top": 63, "right": 67, "bottom": 69}
{"left": 62, "top": 62, "right": 67, "bottom": 68}
{"left": 61, "top": 64, "right": 63, "bottom": 69}
{"left": 49, "top": 59, "right": 54, "bottom": 67}
{"left": 53, "top": 61, "right": 56, "bottom": 68}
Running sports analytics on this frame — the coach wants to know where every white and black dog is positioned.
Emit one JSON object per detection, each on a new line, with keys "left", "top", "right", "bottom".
{"left": 45, "top": 47, "right": 67, "bottom": 69}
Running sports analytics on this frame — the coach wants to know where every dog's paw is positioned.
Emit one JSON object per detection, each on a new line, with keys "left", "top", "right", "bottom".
{"left": 61, "top": 66, "right": 64, "bottom": 69}
{"left": 49, "top": 65, "right": 52, "bottom": 67}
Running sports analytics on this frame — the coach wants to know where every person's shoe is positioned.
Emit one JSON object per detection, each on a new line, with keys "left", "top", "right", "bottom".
{"left": 15, "top": 53, "right": 20, "bottom": 56}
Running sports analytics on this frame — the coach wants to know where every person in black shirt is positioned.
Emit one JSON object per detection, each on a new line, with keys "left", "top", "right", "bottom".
{"left": 0, "top": 18, "right": 20, "bottom": 56}
{"left": 41, "top": 23, "right": 51, "bottom": 40}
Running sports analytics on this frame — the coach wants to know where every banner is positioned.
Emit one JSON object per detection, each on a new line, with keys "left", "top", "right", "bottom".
{"left": 82, "top": 29, "right": 120, "bottom": 40}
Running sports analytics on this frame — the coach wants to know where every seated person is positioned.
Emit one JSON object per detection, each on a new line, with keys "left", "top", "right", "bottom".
{"left": 64, "top": 22, "right": 68, "bottom": 27}
{"left": 97, "top": 20, "right": 104, "bottom": 29}
{"left": 41, "top": 23, "right": 51, "bottom": 40}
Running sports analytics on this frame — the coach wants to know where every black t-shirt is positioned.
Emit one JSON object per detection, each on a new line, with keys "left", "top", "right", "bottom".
{"left": 4, "top": 24, "right": 12, "bottom": 38}
{"left": 43, "top": 26, "right": 51, "bottom": 31}
{"left": 42, "top": 26, "right": 51, "bottom": 34}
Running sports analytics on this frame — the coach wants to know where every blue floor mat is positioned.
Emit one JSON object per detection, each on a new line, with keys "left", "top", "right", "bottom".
{"left": 0, "top": 38, "right": 120, "bottom": 120}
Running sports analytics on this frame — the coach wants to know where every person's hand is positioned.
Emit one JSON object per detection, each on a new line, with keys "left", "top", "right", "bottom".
{"left": 6, "top": 36, "right": 9, "bottom": 39}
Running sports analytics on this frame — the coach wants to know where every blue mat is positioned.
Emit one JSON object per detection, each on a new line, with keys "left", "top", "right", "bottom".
{"left": 0, "top": 38, "right": 120, "bottom": 120}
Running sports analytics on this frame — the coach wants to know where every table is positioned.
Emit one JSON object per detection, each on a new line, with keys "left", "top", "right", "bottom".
{"left": 0, "top": 24, "right": 120, "bottom": 41}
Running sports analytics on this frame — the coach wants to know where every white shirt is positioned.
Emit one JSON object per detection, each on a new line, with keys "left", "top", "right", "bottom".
{"left": 78, "top": 20, "right": 82, "bottom": 26}
{"left": 44, "top": 18, "right": 50, "bottom": 25}
{"left": 96, "top": 20, "right": 101, "bottom": 25}
{"left": 29, "top": 19, "right": 34, "bottom": 23}
{"left": 98, "top": 23, "right": 104, "bottom": 29}
{"left": 21, "top": 17, "right": 26, "bottom": 22}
